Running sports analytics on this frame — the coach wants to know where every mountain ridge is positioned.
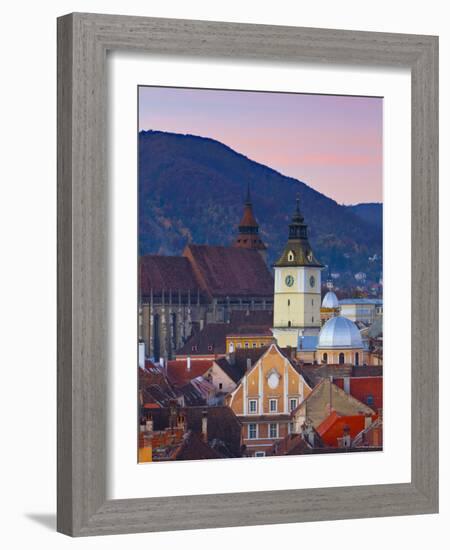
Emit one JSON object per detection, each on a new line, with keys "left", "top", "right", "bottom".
{"left": 139, "top": 130, "right": 382, "bottom": 287}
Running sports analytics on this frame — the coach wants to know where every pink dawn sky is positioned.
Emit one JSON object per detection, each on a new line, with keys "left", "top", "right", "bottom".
{"left": 139, "top": 86, "right": 383, "bottom": 205}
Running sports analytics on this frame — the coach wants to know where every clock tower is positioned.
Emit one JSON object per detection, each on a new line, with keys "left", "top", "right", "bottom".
{"left": 272, "top": 194, "right": 324, "bottom": 348}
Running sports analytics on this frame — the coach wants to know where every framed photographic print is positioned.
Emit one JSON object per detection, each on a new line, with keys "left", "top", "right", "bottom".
{"left": 57, "top": 13, "right": 438, "bottom": 536}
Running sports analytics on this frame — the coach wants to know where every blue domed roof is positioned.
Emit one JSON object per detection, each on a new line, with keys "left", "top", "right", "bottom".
{"left": 317, "top": 316, "right": 363, "bottom": 349}
{"left": 322, "top": 290, "right": 339, "bottom": 309}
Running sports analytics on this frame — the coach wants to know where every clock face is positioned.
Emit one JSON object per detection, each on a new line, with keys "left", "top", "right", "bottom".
{"left": 285, "top": 275, "right": 294, "bottom": 287}
{"left": 309, "top": 275, "right": 316, "bottom": 287}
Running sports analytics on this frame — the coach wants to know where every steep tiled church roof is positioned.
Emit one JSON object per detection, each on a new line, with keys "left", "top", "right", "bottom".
{"left": 139, "top": 255, "right": 200, "bottom": 296}
{"left": 184, "top": 244, "right": 273, "bottom": 298}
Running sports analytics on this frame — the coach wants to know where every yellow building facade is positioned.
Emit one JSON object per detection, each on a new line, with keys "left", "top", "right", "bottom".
{"left": 225, "top": 334, "right": 274, "bottom": 353}
{"left": 226, "top": 343, "right": 312, "bottom": 456}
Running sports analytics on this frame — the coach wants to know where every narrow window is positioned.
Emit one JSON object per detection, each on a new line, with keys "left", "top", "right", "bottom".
{"left": 289, "top": 398, "right": 298, "bottom": 411}
{"left": 287, "top": 299, "right": 290, "bottom": 306}
{"left": 219, "top": 383, "right": 223, "bottom": 390}
{"left": 323, "top": 353, "right": 328, "bottom": 364}
{"left": 339, "top": 352, "right": 345, "bottom": 365}
{"left": 288, "top": 321, "right": 291, "bottom": 327}
{"left": 269, "top": 399, "right": 277, "bottom": 413}
{"left": 249, "top": 399, "right": 258, "bottom": 413}
{"left": 269, "top": 423, "right": 278, "bottom": 438}
{"left": 245, "top": 342, "right": 249, "bottom": 349}
{"left": 355, "top": 352, "right": 359, "bottom": 366}
{"left": 248, "top": 423, "right": 257, "bottom": 439}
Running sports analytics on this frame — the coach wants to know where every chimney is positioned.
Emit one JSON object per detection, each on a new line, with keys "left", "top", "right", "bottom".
{"left": 138, "top": 341, "right": 146, "bottom": 369}
{"left": 145, "top": 417, "right": 154, "bottom": 434}
{"left": 301, "top": 419, "right": 315, "bottom": 447}
{"left": 202, "top": 409, "right": 208, "bottom": 442}
{"left": 341, "top": 425, "right": 351, "bottom": 448}
{"left": 187, "top": 356, "right": 191, "bottom": 371}
{"left": 343, "top": 376, "right": 350, "bottom": 394}
{"left": 177, "top": 413, "right": 185, "bottom": 432}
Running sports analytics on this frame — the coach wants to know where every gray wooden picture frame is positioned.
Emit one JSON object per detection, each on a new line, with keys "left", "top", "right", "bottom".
{"left": 57, "top": 12, "right": 439, "bottom": 537}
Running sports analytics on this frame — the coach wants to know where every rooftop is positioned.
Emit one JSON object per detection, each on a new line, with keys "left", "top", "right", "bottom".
{"left": 184, "top": 244, "right": 273, "bottom": 298}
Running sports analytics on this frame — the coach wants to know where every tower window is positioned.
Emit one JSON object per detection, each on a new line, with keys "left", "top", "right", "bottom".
{"left": 287, "top": 299, "right": 290, "bottom": 306}
{"left": 288, "top": 250, "right": 295, "bottom": 262}
{"left": 339, "top": 352, "right": 345, "bottom": 365}
{"left": 323, "top": 353, "right": 328, "bottom": 364}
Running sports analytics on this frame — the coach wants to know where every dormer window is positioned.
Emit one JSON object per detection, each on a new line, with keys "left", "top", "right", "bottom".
{"left": 288, "top": 250, "right": 295, "bottom": 262}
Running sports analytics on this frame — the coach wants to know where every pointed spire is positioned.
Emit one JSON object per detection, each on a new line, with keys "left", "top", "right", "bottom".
{"left": 245, "top": 181, "right": 252, "bottom": 206}
{"left": 232, "top": 182, "right": 267, "bottom": 254}
{"left": 291, "top": 192, "right": 304, "bottom": 224}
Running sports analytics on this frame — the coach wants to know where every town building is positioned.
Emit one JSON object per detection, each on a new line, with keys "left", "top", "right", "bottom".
{"left": 139, "top": 193, "right": 273, "bottom": 362}
{"left": 290, "top": 377, "right": 375, "bottom": 431}
{"left": 338, "top": 298, "right": 383, "bottom": 324}
{"left": 139, "top": 404, "right": 243, "bottom": 462}
{"left": 315, "top": 316, "right": 366, "bottom": 366}
{"left": 226, "top": 343, "right": 312, "bottom": 457}
{"left": 272, "top": 195, "right": 324, "bottom": 348}
{"left": 294, "top": 315, "right": 369, "bottom": 366}
{"left": 174, "top": 310, "right": 273, "bottom": 360}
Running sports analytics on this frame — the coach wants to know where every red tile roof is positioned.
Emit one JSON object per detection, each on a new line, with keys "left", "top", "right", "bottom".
{"left": 184, "top": 244, "right": 273, "bottom": 298}
{"left": 239, "top": 204, "right": 259, "bottom": 228}
{"left": 317, "top": 411, "right": 377, "bottom": 447}
{"left": 166, "top": 359, "right": 214, "bottom": 387}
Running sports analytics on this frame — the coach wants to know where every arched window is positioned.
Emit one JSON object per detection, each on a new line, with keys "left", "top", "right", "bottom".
{"left": 229, "top": 342, "right": 234, "bottom": 353}
{"left": 153, "top": 314, "right": 160, "bottom": 362}
{"left": 323, "top": 353, "right": 328, "bottom": 364}
{"left": 355, "top": 352, "right": 359, "bottom": 366}
{"left": 288, "top": 250, "right": 295, "bottom": 262}
{"left": 339, "top": 352, "right": 345, "bottom": 365}
{"left": 170, "top": 312, "right": 177, "bottom": 347}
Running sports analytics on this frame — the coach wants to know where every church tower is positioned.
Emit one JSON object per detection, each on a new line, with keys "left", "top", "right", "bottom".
{"left": 233, "top": 183, "right": 267, "bottom": 261}
{"left": 272, "top": 194, "right": 323, "bottom": 348}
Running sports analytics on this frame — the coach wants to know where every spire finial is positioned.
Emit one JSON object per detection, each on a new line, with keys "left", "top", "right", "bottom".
{"left": 292, "top": 192, "right": 304, "bottom": 224}
{"left": 245, "top": 182, "right": 251, "bottom": 205}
